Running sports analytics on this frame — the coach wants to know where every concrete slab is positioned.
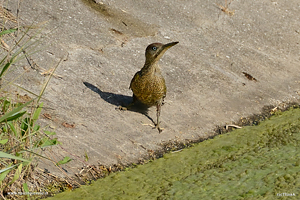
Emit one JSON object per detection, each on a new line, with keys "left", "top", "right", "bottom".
{"left": 3, "top": 0, "right": 300, "bottom": 175}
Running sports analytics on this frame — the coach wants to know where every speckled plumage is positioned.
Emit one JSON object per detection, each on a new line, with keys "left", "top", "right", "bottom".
{"left": 130, "top": 62, "right": 166, "bottom": 106}
{"left": 129, "top": 42, "right": 178, "bottom": 132}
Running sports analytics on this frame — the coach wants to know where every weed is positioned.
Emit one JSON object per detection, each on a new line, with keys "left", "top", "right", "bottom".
{"left": 0, "top": 7, "right": 66, "bottom": 198}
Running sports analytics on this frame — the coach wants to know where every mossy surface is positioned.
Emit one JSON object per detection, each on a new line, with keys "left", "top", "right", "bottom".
{"left": 48, "top": 108, "right": 300, "bottom": 200}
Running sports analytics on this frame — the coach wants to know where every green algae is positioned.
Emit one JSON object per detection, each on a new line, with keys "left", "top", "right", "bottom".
{"left": 48, "top": 108, "right": 300, "bottom": 199}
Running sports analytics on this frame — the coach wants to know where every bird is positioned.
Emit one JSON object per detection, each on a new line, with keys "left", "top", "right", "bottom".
{"left": 121, "top": 41, "right": 179, "bottom": 133}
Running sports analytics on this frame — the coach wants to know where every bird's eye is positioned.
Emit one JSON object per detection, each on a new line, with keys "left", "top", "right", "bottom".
{"left": 152, "top": 46, "right": 157, "bottom": 51}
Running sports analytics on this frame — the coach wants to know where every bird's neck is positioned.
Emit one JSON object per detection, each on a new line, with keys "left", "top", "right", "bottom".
{"left": 141, "top": 60, "right": 161, "bottom": 75}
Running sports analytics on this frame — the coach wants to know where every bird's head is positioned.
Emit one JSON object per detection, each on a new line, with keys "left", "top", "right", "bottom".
{"left": 145, "top": 41, "right": 179, "bottom": 64}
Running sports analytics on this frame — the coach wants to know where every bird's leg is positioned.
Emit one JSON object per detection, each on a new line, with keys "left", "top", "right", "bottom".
{"left": 155, "top": 102, "right": 164, "bottom": 133}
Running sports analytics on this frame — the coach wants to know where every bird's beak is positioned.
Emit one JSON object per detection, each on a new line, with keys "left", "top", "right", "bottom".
{"left": 155, "top": 41, "right": 179, "bottom": 60}
{"left": 163, "top": 41, "right": 179, "bottom": 50}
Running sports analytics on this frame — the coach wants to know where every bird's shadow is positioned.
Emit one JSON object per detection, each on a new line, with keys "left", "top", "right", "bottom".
{"left": 83, "top": 82, "right": 155, "bottom": 124}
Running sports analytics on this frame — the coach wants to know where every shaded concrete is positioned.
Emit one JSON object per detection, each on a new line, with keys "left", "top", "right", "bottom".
{"left": 3, "top": 0, "right": 300, "bottom": 175}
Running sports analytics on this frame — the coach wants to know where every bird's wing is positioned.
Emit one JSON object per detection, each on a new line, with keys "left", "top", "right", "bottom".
{"left": 129, "top": 71, "right": 140, "bottom": 89}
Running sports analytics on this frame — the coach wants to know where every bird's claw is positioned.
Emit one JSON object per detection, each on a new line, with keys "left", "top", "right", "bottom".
{"left": 155, "top": 124, "right": 164, "bottom": 133}
{"left": 117, "top": 105, "right": 128, "bottom": 111}
{"left": 142, "top": 123, "right": 164, "bottom": 133}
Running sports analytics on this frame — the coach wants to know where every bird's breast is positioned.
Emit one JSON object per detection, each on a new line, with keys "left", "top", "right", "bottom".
{"left": 130, "top": 71, "right": 166, "bottom": 106}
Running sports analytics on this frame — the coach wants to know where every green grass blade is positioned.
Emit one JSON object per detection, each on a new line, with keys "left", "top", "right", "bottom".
{"left": 0, "top": 151, "right": 30, "bottom": 163}
{"left": 0, "top": 99, "right": 34, "bottom": 123}
{"left": 0, "top": 163, "right": 17, "bottom": 174}
{"left": 0, "top": 28, "right": 17, "bottom": 36}
{"left": 2, "top": 99, "right": 11, "bottom": 113}
{"left": 0, "top": 54, "right": 8, "bottom": 67}
{"left": 56, "top": 156, "right": 72, "bottom": 166}
{"left": 40, "top": 138, "right": 59, "bottom": 148}
{"left": 0, "top": 164, "right": 13, "bottom": 183}
{"left": 5, "top": 111, "right": 26, "bottom": 122}
{"left": 9, "top": 163, "right": 23, "bottom": 185}
{"left": 21, "top": 117, "right": 30, "bottom": 136}
{"left": 23, "top": 183, "right": 31, "bottom": 200}
{"left": 7, "top": 121, "right": 18, "bottom": 137}
{"left": 0, "top": 61, "right": 12, "bottom": 78}
{"left": 84, "top": 151, "right": 89, "bottom": 162}
{"left": 44, "top": 130, "right": 56, "bottom": 135}
{"left": 19, "top": 149, "right": 54, "bottom": 161}
{"left": 0, "top": 139, "right": 8, "bottom": 144}
{"left": 0, "top": 56, "right": 18, "bottom": 78}
{"left": 37, "top": 55, "right": 64, "bottom": 103}
{"left": 33, "top": 124, "right": 40, "bottom": 132}
{"left": 23, "top": 182, "right": 29, "bottom": 192}
{"left": 12, "top": 83, "right": 44, "bottom": 99}
{"left": 32, "top": 102, "right": 43, "bottom": 121}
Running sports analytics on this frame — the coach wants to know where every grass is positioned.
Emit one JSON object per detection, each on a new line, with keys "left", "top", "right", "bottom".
{"left": 0, "top": 8, "right": 68, "bottom": 199}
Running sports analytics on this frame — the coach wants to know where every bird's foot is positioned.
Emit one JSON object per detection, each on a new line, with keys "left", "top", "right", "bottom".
{"left": 117, "top": 102, "right": 135, "bottom": 111}
{"left": 156, "top": 124, "right": 164, "bottom": 133}
{"left": 142, "top": 123, "right": 164, "bottom": 133}
{"left": 117, "top": 105, "right": 128, "bottom": 111}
